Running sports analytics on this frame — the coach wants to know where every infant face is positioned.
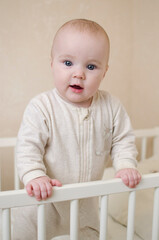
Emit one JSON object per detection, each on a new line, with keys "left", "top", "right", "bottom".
{"left": 51, "top": 28, "right": 109, "bottom": 107}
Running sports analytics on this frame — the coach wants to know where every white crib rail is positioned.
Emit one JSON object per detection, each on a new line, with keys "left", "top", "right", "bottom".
{"left": 1, "top": 173, "right": 159, "bottom": 240}
{"left": 0, "top": 138, "right": 17, "bottom": 148}
{"left": 134, "top": 127, "right": 159, "bottom": 160}
{"left": 0, "top": 137, "right": 20, "bottom": 191}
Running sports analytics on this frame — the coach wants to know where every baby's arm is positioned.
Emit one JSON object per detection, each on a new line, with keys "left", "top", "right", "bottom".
{"left": 115, "top": 168, "right": 141, "bottom": 188}
{"left": 26, "top": 176, "right": 62, "bottom": 201}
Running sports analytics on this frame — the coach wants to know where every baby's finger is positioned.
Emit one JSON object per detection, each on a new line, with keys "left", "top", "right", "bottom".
{"left": 131, "top": 170, "right": 141, "bottom": 187}
{"left": 121, "top": 174, "right": 129, "bottom": 187}
{"left": 26, "top": 183, "right": 34, "bottom": 197}
{"left": 127, "top": 171, "right": 136, "bottom": 188}
{"left": 45, "top": 182, "right": 53, "bottom": 198}
{"left": 51, "top": 179, "right": 62, "bottom": 187}
{"left": 32, "top": 182, "right": 41, "bottom": 201}
{"left": 39, "top": 182, "right": 49, "bottom": 200}
{"left": 131, "top": 171, "right": 138, "bottom": 187}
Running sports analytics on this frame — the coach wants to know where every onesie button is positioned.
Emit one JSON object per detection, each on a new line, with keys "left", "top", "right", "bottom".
{"left": 84, "top": 115, "right": 89, "bottom": 120}
{"left": 96, "top": 151, "right": 102, "bottom": 156}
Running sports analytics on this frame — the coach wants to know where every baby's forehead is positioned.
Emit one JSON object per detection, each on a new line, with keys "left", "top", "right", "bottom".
{"left": 54, "top": 25, "right": 109, "bottom": 50}
{"left": 56, "top": 23, "right": 107, "bottom": 39}
{"left": 51, "top": 20, "right": 110, "bottom": 61}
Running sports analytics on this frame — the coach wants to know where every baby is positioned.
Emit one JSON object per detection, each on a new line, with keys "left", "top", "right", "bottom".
{"left": 14, "top": 19, "right": 141, "bottom": 239}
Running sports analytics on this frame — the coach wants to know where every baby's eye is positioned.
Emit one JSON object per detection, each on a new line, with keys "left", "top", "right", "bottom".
{"left": 87, "top": 64, "right": 96, "bottom": 70}
{"left": 64, "top": 60, "right": 72, "bottom": 66}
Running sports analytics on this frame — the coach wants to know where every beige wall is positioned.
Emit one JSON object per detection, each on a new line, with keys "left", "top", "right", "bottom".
{"left": 0, "top": 0, "right": 135, "bottom": 138}
{"left": 130, "top": 0, "right": 159, "bottom": 128}
{"left": 1, "top": 0, "right": 158, "bottom": 138}
{"left": 1, "top": 0, "right": 159, "bottom": 138}
{"left": 0, "top": 1, "right": 159, "bottom": 189}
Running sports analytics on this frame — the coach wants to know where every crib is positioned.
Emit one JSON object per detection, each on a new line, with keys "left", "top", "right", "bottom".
{"left": 0, "top": 127, "right": 159, "bottom": 240}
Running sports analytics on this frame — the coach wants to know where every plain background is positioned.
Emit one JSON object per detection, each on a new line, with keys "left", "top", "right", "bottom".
{"left": 0, "top": 0, "right": 159, "bottom": 189}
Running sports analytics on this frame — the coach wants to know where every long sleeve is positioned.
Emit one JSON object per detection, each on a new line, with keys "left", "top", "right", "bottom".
{"left": 16, "top": 97, "right": 50, "bottom": 186}
{"left": 110, "top": 96, "right": 138, "bottom": 171}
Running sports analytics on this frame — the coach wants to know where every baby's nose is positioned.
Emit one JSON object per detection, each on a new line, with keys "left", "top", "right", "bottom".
{"left": 72, "top": 68, "right": 86, "bottom": 80}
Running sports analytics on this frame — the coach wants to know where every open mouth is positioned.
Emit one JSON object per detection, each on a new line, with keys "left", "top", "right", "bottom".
{"left": 70, "top": 85, "right": 83, "bottom": 90}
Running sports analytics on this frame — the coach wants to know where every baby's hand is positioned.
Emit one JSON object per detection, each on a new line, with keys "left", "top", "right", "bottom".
{"left": 115, "top": 168, "right": 141, "bottom": 188}
{"left": 26, "top": 176, "right": 62, "bottom": 201}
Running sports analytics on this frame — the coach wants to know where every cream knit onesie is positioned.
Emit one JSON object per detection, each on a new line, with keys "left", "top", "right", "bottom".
{"left": 13, "top": 89, "right": 137, "bottom": 239}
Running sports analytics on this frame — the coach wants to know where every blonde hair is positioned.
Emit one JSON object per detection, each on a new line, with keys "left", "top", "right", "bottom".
{"left": 51, "top": 19, "right": 110, "bottom": 61}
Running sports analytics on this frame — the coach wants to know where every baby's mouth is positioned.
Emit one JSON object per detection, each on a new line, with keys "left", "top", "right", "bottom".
{"left": 70, "top": 84, "right": 83, "bottom": 90}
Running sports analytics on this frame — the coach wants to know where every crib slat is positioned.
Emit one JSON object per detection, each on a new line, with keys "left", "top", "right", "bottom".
{"left": 37, "top": 204, "right": 46, "bottom": 240}
{"left": 14, "top": 148, "right": 20, "bottom": 190}
{"left": 0, "top": 159, "right": 2, "bottom": 191}
{"left": 2, "top": 208, "right": 11, "bottom": 240}
{"left": 127, "top": 191, "right": 136, "bottom": 240}
{"left": 100, "top": 195, "right": 108, "bottom": 240}
{"left": 141, "top": 137, "right": 147, "bottom": 160}
{"left": 70, "top": 199, "right": 79, "bottom": 240}
{"left": 152, "top": 187, "right": 159, "bottom": 240}
{"left": 153, "top": 136, "right": 159, "bottom": 156}
{"left": 134, "top": 127, "right": 159, "bottom": 138}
